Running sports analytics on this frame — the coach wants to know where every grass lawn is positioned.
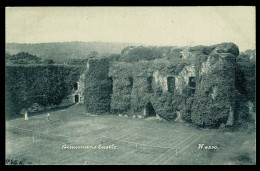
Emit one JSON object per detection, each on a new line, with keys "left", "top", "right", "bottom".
{"left": 5, "top": 104, "right": 256, "bottom": 165}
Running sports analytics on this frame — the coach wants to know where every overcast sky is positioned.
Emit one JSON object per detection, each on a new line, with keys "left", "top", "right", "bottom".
{"left": 6, "top": 7, "right": 255, "bottom": 51}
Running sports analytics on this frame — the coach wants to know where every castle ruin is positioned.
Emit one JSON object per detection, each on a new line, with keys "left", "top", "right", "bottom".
{"left": 6, "top": 42, "right": 255, "bottom": 128}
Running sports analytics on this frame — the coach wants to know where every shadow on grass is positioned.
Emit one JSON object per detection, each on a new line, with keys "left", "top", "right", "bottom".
{"left": 231, "top": 152, "right": 254, "bottom": 165}
{"left": 218, "top": 120, "right": 256, "bottom": 134}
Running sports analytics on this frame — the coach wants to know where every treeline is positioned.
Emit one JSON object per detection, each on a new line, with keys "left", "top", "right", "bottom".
{"left": 5, "top": 51, "right": 118, "bottom": 66}
{"left": 6, "top": 52, "right": 42, "bottom": 64}
{"left": 6, "top": 52, "right": 55, "bottom": 65}
{"left": 6, "top": 41, "right": 139, "bottom": 63}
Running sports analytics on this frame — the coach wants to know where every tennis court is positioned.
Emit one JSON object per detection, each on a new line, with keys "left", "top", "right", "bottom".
{"left": 5, "top": 104, "right": 255, "bottom": 165}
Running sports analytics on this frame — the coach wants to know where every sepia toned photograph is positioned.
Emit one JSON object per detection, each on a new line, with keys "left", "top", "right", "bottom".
{"left": 5, "top": 6, "right": 256, "bottom": 165}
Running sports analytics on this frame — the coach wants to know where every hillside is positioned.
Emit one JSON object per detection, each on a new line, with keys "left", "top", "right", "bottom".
{"left": 5, "top": 41, "right": 142, "bottom": 63}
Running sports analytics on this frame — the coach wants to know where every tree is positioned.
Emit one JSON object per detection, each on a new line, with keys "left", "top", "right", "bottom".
{"left": 44, "top": 59, "right": 54, "bottom": 64}
{"left": 87, "top": 51, "right": 99, "bottom": 58}
{"left": 6, "top": 52, "right": 42, "bottom": 64}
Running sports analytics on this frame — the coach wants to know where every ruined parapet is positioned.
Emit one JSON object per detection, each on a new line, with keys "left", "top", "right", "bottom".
{"left": 84, "top": 58, "right": 112, "bottom": 114}
{"left": 180, "top": 47, "right": 195, "bottom": 59}
{"left": 212, "top": 42, "right": 239, "bottom": 57}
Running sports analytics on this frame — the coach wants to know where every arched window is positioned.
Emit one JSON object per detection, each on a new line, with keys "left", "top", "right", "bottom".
{"left": 129, "top": 77, "right": 133, "bottom": 90}
{"left": 73, "top": 82, "right": 78, "bottom": 90}
{"left": 188, "top": 77, "right": 196, "bottom": 88}
{"left": 147, "top": 77, "right": 153, "bottom": 93}
{"left": 167, "top": 76, "right": 175, "bottom": 93}
{"left": 188, "top": 77, "right": 196, "bottom": 94}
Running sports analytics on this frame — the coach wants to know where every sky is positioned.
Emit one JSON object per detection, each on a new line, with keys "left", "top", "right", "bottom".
{"left": 5, "top": 7, "right": 255, "bottom": 51}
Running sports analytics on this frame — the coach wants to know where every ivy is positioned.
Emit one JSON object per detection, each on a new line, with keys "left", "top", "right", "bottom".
{"left": 6, "top": 65, "right": 83, "bottom": 119}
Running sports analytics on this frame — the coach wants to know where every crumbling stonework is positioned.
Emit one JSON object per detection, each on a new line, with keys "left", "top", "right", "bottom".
{"left": 39, "top": 42, "right": 240, "bottom": 128}
{"left": 7, "top": 42, "right": 252, "bottom": 128}
{"left": 106, "top": 42, "right": 240, "bottom": 127}
{"left": 175, "top": 65, "right": 196, "bottom": 95}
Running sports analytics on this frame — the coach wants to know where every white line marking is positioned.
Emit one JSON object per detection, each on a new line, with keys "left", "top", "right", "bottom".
{"left": 161, "top": 135, "right": 203, "bottom": 164}
{"left": 151, "top": 134, "right": 195, "bottom": 163}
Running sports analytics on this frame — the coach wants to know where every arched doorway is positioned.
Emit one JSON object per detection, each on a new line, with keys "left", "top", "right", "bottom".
{"left": 75, "top": 95, "right": 79, "bottom": 103}
{"left": 144, "top": 102, "right": 156, "bottom": 117}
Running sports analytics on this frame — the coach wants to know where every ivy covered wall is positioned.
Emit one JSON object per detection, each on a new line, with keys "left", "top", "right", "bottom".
{"left": 6, "top": 42, "right": 254, "bottom": 128}
{"left": 84, "top": 58, "right": 112, "bottom": 114}
{"left": 108, "top": 42, "right": 241, "bottom": 127}
{"left": 5, "top": 64, "right": 84, "bottom": 119}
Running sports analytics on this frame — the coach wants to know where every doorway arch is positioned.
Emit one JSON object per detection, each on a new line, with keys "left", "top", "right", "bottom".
{"left": 144, "top": 102, "right": 156, "bottom": 117}
{"left": 75, "top": 95, "right": 79, "bottom": 103}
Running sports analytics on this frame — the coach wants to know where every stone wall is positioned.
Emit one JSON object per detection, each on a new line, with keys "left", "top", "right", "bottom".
{"left": 109, "top": 59, "right": 192, "bottom": 120}
{"left": 6, "top": 42, "right": 251, "bottom": 128}
{"left": 108, "top": 42, "right": 240, "bottom": 127}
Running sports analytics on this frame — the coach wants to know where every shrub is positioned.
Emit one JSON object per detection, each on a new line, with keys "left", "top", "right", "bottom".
{"left": 151, "top": 93, "right": 177, "bottom": 120}
{"left": 191, "top": 94, "right": 231, "bottom": 128}
{"left": 236, "top": 62, "right": 255, "bottom": 102}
